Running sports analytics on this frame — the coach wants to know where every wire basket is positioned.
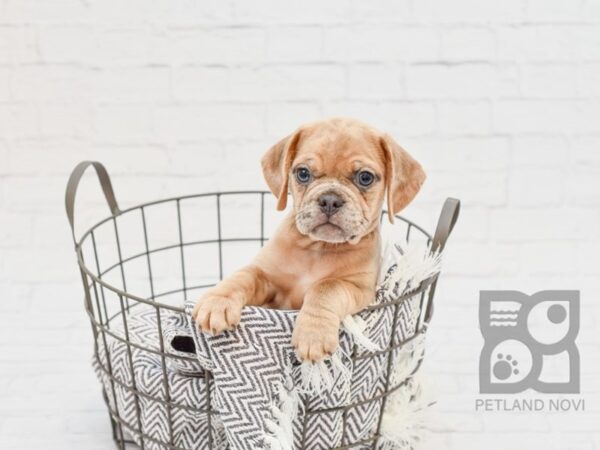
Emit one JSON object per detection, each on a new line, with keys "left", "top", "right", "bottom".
{"left": 66, "top": 161, "right": 459, "bottom": 450}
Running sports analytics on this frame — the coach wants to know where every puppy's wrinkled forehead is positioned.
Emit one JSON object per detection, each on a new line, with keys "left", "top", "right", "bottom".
{"left": 293, "top": 124, "right": 385, "bottom": 177}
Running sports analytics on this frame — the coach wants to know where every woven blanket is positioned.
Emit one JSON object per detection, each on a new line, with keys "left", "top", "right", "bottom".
{"left": 94, "top": 309, "right": 229, "bottom": 450}
{"left": 93, "top": 241, "right": 440, "bottom": 450}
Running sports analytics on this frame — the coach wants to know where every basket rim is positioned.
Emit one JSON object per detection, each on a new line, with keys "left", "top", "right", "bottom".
{"left": 74, "top": 189, "right": 434, "bottom": 312}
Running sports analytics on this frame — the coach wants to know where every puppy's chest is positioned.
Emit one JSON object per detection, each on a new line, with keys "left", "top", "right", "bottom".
{"left": 271, "top": 272, "right": 322, "bottom": 309}
{"left": 294, "top": 267, "right": 322, "bottom": 293}
{"left": 267, "top": 254, "right": 351, "bottom": 308}
{"left": 276, "top": 257, "right": 331, "bottom": 288}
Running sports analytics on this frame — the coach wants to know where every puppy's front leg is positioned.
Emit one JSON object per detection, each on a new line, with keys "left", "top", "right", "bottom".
{"left": 292, "top": 278, "right": 372, "bottom": 362}
{"left": 192, "top": 265, "right": 272, "bottom": 335}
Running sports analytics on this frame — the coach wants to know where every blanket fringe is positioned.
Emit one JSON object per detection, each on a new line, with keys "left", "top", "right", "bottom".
{"left": 379, "top": 333, "right": 431, "bottom": 450}
{"left": 297, "top": 353, "right": 351, "bottom": 395}
{"left": 379, "top": 375, "right": 431, "bottom": 450}
{"left": 265, "top": 375, "right": 299, "bottom": 450}
{"left": 342, "top": 316, "right": 381, "bottom": 352}
{"left": 384, "top": 240, "right": 443, "bottom": 297}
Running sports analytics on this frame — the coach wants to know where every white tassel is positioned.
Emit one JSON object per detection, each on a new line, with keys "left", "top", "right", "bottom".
{"left": 263, "top": 435, "right": 283, "bottom": 450}
{"left": 379, "top": 374, "right": 432, "bottom": 449}
{"left": 342, "top": 316, "right": 381, "bottom": 352}
{"left": 264, "top": 418, "right": 290, "bottom": 448}
{"left": 264, "top": 376, "right": 298, "bottom": 450}
{"left": 383, "top": 240, "right": 443, "bottom": 297}
{"left": 390, "top": 333, "right": 426, "bottom": 385}
{"left": 296, "top": 352, "right": 351, "bottom": 395}
{"left": 379, "top": 334, "right": 431, "bottom": 449}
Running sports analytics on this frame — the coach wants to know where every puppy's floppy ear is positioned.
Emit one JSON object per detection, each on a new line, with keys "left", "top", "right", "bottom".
{"left": 380, "top": 134, "right": 426, "bottom": 223}
{"left": 261, "top": 129, "right": 302, "bottom": 211}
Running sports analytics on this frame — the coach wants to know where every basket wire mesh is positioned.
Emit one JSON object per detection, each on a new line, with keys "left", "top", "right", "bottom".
{"left": 65, "top": 161, "right": 459, "bottom": 450}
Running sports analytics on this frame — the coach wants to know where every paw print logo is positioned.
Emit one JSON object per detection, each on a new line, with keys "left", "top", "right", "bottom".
{"left": 494, "top": 353, "right": 519, "bottom": 380}
{"left": 479, "top": 291, "right": 580, "bottom": 394}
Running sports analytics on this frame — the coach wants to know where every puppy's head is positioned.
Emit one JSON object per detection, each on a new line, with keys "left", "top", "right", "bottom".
{"left": 262, "top": 118, "right": 426, "bottom": 244}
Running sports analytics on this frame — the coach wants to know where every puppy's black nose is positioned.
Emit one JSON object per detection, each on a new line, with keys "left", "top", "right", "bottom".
{"left": 318, "top": 193, "right": 344, "bottom": 216}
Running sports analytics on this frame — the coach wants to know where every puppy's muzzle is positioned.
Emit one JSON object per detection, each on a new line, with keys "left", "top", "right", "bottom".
{"left": 318, "top": 192, "right": 345, "bottom": 217}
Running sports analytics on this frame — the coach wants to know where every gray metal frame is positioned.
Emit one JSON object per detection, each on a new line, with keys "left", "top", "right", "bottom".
{"left": 65, "top": 161, "right": 460, "bottom": 450}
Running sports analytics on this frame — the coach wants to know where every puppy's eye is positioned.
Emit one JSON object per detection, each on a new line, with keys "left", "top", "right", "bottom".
{"left": 356, "top": 170, "right": 375, "bottom": 187}
{"left": 295, "top": 167, "right": 312, "bottom": 184}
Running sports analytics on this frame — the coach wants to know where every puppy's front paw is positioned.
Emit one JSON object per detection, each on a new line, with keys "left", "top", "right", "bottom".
{"left": 192, "top": 294, "right": 243, "bottom": 335}
{"left": 292, "top": 312, "right": 339, "bottom": 362}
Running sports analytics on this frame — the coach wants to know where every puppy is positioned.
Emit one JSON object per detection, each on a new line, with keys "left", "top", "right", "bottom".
{"left": 192, "top": 118, "right": 426, "bottom": 361}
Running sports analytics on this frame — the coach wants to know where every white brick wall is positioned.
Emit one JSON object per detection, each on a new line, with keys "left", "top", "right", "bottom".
{"left": 1, "top": 1, "right": 599, "bottom": 449}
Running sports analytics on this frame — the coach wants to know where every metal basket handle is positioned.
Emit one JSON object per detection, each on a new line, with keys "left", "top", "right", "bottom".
{"left": 65, "top": 161, "right": 121, "bottom": 244}
{"left": 431, "top": 197, "right": 460, "bottom": 254}
{"left": 424, "top": 197, "right": 461, "bottom": 324}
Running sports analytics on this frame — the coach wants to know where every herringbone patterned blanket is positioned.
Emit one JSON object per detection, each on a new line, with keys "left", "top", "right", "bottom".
{"left": 93, "top": 242, "right": 439, "bottom": 450}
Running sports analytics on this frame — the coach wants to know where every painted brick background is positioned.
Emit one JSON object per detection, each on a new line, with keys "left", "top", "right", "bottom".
{"left": 1, "top": 0, "right": 600, "bottom": 449}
